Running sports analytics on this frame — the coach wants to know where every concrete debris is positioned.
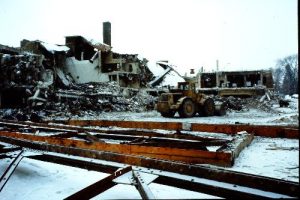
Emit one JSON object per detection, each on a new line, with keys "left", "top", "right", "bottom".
{"left": 0, "top": 53, "right": 43, "bottom": 88}
{"left": 0, "top": 80, "right": 157, "bottom": 120}
{"left": 213, "top": 91, "right": 291, "bottom": 114}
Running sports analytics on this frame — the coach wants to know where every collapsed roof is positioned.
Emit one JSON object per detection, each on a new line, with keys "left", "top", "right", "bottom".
{"left": 148, "top": 61, "right": 185, "bottom": 88}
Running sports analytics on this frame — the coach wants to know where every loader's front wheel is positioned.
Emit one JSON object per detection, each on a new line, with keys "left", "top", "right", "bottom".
{"left": 202, "top": 98, "right": 215, "bottom": 116}
{"left": 178, "top": 99, "right": 195, "bottom": 118}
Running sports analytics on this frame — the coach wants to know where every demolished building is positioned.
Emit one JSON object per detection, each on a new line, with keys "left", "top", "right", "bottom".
{"left": 195, "top": 70, "right": 274, "bottom": 96}
{"left": 64, "top": 35, "right": 152, "bottom": 88}
{"left": 19, "top": 22, "right": 154, "bottom": 89}
{"left": 0, "top": 21, "right": 156, "bottom": 114}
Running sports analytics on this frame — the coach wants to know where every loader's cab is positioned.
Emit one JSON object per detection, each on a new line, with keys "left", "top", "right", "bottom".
{"left": 177, "top": 82, "right": 195, "bottom": 91}
{"left": 177, "top": 82, "right": 197, "bottom": 99}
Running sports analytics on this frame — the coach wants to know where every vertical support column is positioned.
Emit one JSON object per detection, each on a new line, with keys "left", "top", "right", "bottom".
{"left": 198, "top": 73, "right": 202, "bottom": 89}
{"left": 260, "top": 72, "right": 263, "bottom": 86}
{"left": 98, "top": 50, "right": 102, "bottom": 71}
{"left": 117, "top": 73, "right": 120, "bottom": 85}
{"left": 224, "top": 74, "right": 228, "bottom": 87}
{"left": 216, "top": 60, "right": 219, "bottom": 88}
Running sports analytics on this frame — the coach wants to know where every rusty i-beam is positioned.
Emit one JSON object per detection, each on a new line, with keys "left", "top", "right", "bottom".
{"left": 0, "top": 150, "right": 24, "bottom": 192}
{"left": 0, "top": 130, "right": 236, "bottom": 166}
{"left": 0, "top": 119, "right": 255, "bottom": 167}
{"left": 25, "top": 153, "right": 295, "bottom": 199}
{"left": 50, "top": 119, "right": 298, "bottom": 138}
{"left": 64, "top": 166, "right": 132, "bottom": 200}
{"left": 1, "top": 119, "right": 298, "bottom": 139}
{"left": 0, "top": 137, "right": 298, "bottom": 198}
{"left": 0, "top": 120, "right": 230, "bottom": 143}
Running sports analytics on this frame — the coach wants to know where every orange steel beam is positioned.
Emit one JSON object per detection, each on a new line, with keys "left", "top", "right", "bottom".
{"left": 64, "top": 166, "right": 132, "bottom": 200}
{"left": 0, "top": 131, "right": 233, "bottom": 167}
{"left": 0, "top": 135, "right": 298, "bottom": 197}
{"left": 0, "top": 120, "right": 229, "bottom": 142}
{"left": 57, "top": 120, "right": 298, "bottom": 139}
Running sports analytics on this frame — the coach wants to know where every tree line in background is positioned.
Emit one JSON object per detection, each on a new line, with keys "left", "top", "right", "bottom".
{"left": 272, "top": 54, "right": 298, "bottom": 95}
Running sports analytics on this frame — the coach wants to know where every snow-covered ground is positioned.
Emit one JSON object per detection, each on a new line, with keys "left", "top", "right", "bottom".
{"left": 63, "top": 96, "right": 298, "bottom": 126}
{"left": 0, "top": 96, "right": 298, "bottom": 199}
{"left": 72, "top": 108, "right": 298, "bottom": 126}
{"left": 230, "top": 136, "right": 299, "bottom": 182}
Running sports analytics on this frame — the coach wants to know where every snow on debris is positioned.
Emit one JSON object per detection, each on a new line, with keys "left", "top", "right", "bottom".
{"left": 40, "top": 41, "right": 69, "bottom": 53}
{"left": 148, "top": 61, "right": 185, "bottom": 87}
{"left": 158, "top": 70, "right": 185, "bottom": 87}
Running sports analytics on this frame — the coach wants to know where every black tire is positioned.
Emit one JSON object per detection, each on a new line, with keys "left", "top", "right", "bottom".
{"left": 161, "top": 111, "right": 176, "bottom": 118}
{"left": 214, "top": 102, "right": 226, "bottom": 116}
{"left": 178, "top": 99, "right": 196, "bottom": 118}
{"left": 202, "top": 98, "right": 215, "bottom": 116}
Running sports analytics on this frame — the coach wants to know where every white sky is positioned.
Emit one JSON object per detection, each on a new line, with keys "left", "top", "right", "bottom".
{"left": 0, "top": 0, "right": 297, "bottom": 74}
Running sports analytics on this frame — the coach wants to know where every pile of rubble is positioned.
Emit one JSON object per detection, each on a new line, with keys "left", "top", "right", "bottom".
{"left": 0, "top": 81, "right": 157, "bottom": 120}
{"left": 54, "top": 82, "right": 157, "bottom": 114}
{"left": 0, "top": 53, "right": 44, "bottom": 88}
{"left": 213, "top": 91, "right": 295, "bottom": 114}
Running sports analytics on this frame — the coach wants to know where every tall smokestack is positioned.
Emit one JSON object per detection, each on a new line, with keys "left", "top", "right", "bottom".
{"left": 103, "top": 22, "right": 111, "bottom": 46}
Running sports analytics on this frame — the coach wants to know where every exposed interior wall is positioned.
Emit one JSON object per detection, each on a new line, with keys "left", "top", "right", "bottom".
{"left": 65, "top": 36, "right": 96, "bottom": 61}
{"left": 64, "top": 57, "right": 109, "bottom": 83}
{"left": 108, "top": 73, "right": 140, "bottom": 88}
{"left": 64, "top": 35, "right": 153, "bottom": 88}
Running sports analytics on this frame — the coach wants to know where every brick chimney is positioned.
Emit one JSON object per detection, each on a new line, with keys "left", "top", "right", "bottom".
{"left": 103, "top": 22, "right": 111, "bottom": 46}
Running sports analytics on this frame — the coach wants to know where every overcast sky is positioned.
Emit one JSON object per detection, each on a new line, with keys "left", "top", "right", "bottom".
{"left": 0, "top": 0, "right": 297, "bottom": 74}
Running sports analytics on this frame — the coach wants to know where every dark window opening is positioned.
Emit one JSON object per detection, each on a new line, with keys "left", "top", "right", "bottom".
{"left": 201, "top": 74, "right": 216, "bottom": 88}
{"left": 227, "top": 75, "right": 244, "bottom": 87}
{"left": 263, "top": 76, "right": 267, "bottom": 85}
{"left": 245, "top": 74, "right": 260, "bottom": 87}
{"left": 128, "top": 64, "right": 133, "bottom": 72}
{"left": 109, "top": 75, "right": 117, "bottom": 82}
{"left": 103, "top": 64, "right": 118, "bottom": 73}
